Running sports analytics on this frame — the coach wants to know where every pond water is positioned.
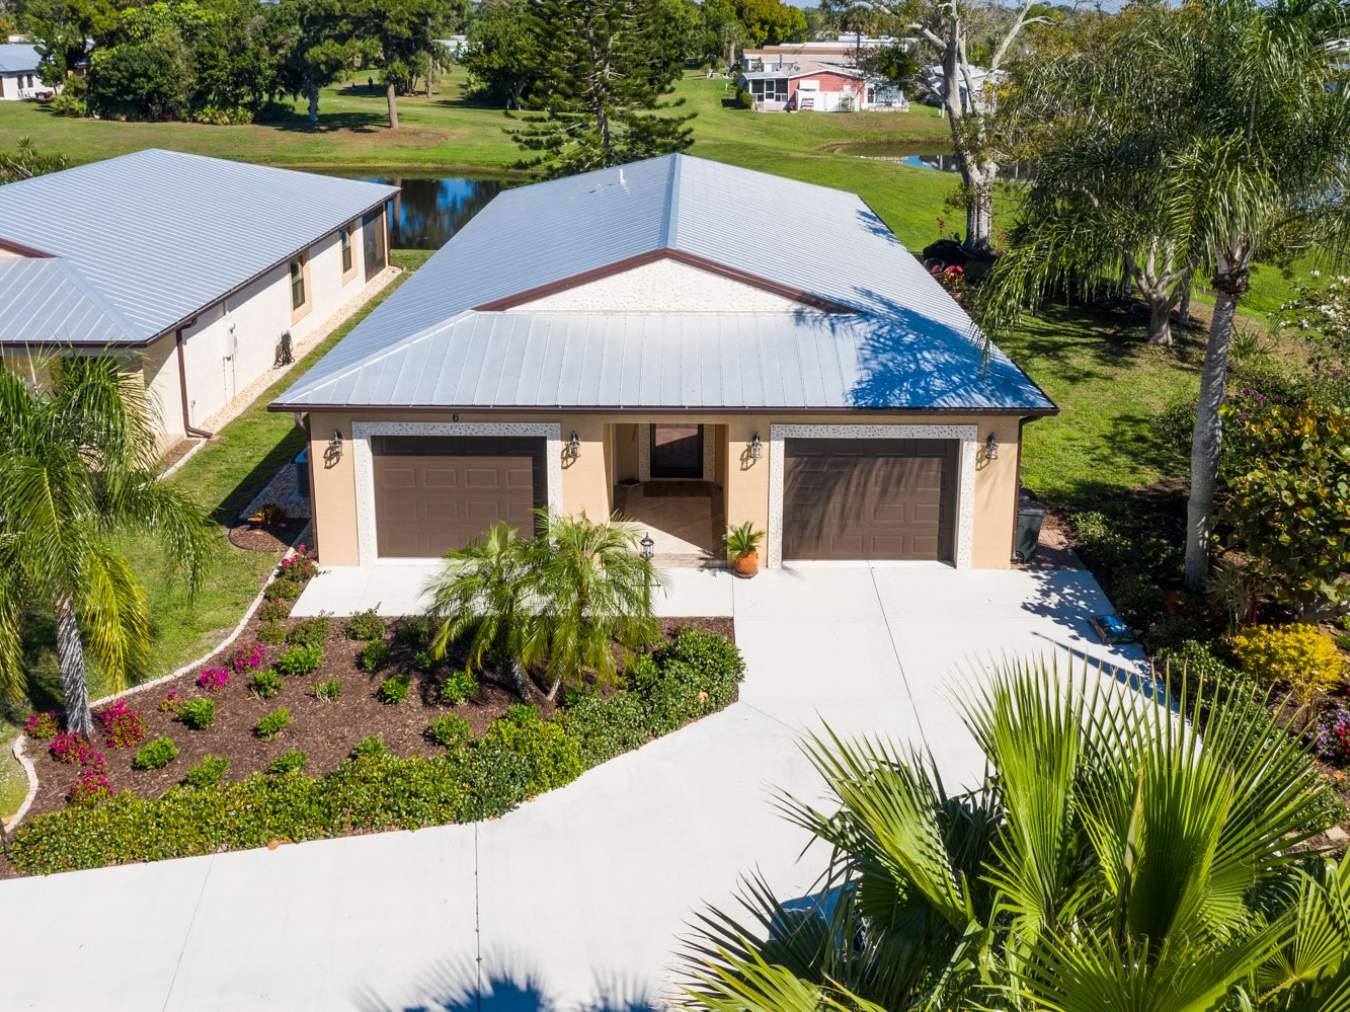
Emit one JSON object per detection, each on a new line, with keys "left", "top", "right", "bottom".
{"left": 835, "top": 143, "right": 1028, "bottom": 180}
{"left": 343, "top": 174, "right": 507, "bottom": 249}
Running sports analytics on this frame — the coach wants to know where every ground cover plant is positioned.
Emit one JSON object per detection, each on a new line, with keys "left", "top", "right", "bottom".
{"left": 5, "top": 619, "right": 742, "bottom": 875}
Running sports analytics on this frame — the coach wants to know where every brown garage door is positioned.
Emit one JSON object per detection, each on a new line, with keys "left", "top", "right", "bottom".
{"left": 372, "top": 436, "right": 545, "bottom": 558}
{"left": 783, "top": 438, "right": 958, "bottom": 561}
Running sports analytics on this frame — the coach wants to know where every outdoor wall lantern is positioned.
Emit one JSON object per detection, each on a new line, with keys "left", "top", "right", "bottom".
{"left": 566, "top": 431, "right": 581, "bottom": 461}
{"left": 640, "top": 533, "right": 655, "bottom": 561}
{"left": 985, "top": 432, "right": 999, "bottom": 461}
{"left": 325, "top": 430, "right": 343, "bottom": 466}
{"left": 749, "top": 433, "right": 763, "bottom": 461}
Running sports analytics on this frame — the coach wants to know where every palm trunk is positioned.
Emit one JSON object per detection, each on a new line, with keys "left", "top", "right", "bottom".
{"left": 545, "top": 674, "right": 562, "bottom": 702}
{"left": 306, "top": 83, "right": 319, "bottom": 124}
{"left": 386, "top": 81, "right": 399, "bottom": 129}
{"left": 510, "top": 657, "right": 531, "bottom": 701}
{"left": 1175, "top": 274, "right": 1193, "bottom": 326}
{"left": 1147, "top": 295, "right": 1174, "bottom": 346}
{"left": 1183, "top": 269, "right": 1244, "bottom": 590}
{"left": 55, "top": 595, "right": 93, "bottom": 737}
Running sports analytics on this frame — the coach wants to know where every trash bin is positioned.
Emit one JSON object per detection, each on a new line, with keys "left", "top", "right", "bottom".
{"left": 1014, "top": 491, "right": 1048, "bottom": 563}
{"left": 295, "top": 448, "right": 310, "bottom": 500}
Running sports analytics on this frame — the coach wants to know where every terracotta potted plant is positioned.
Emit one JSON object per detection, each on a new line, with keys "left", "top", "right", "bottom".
{"left": 725, "top": 522, "right": 765, "bottom": 578}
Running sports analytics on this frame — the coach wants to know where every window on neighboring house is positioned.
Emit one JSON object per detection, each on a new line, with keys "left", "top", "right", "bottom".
{"left": 340, "top": 225, "right": 354, "bottom": 275}
{"left": 290, "top": 258, "right": 307, "bottom": 310}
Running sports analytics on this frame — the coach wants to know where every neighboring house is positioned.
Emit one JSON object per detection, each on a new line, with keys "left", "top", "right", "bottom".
{"left": 741, "top": 36, "right": 901, "bottom": 71}
{"left": 0, "top": 44, "right": 54, "bottom": 100}
{"left": 739, "top": 61, "right": 906, "bottom": 112}
{"left": 271, "top": 154, "right": 1055, "bottom": 571}
{"left": 0, "top": 149, "right": 398, "bottom": 444}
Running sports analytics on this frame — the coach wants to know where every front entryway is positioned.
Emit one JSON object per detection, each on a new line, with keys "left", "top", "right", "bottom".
{"left": 650, "top": 424, "right": 703, "bottom": 479}
{"left": 615, "top": 481, "right": 723, "bottom": 561}
{"left": 371, "top": 435, "right": 545, "bottom": 557}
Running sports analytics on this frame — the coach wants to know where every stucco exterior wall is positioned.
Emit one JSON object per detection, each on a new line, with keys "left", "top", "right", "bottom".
{"left": 176, "top": 223, "right": 367, "bottom": 433}
{"left": 509, "top": 259, "right": 804, "bottom": 313}
{"left": 305, "top": 410, "right": 1025, "bottom": 570}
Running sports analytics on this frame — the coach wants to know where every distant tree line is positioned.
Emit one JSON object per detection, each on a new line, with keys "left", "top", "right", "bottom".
{"left": 12, "top": 0, "right": 473, "bottom": 126}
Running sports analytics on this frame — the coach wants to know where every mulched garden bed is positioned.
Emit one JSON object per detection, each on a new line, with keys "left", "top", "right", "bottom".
{"left": 227, "top": 518, "right": 311, "bottom": 553}
{"left": 18, "top": 607, "right": 733, "bottom": 822}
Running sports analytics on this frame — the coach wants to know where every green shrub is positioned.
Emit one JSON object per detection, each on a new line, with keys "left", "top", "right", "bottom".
{"left": 1337, "top": 633, "right": 1350, "bottom": 654}
{"left": 378, "top": 672, "right": 411, "bottom": 704}
{"left": 267, "top": 750, "right": 308, "bottom": 774}
{"left": 635, "top": 630, "right": 745, "bottom": 734}
{"left": 412, "top": 649, "right": 438, "bottom": 672}
{"left": 275, "top": 642, "right": 323, "bottom": 676}
{"left": 313, "top": 678, "right": 342, "bottom": 701}
{"left": 345, "top": 609, "right": 385, "bottom": 641}
{"left": 735, "top": 88, "right": 754, "bottom": 109}
{"left": 429, "top": 714, "right": 472, "bottom": 748}
{"left": 184, "top": 755, "right": 228, "bottom": 788}
{"left": 257, "top": 600, "right": 291, "bottom": 623}
{"left": 1070, "top": 511, "right": 1133, "bottom": 569}
{"left": 352, "top": 735, "right": 387, "bottom": 759}
{"left": 1232, "top": 624, "right": 1346, "bottom": 702}
{"left": 559, "top": 692, "right": 649, "bottom": 766}
{"left": 264, "top": 578, "right": 304, "bottom": 602}
{"left": 255, "top": 707, "right": 292, "bottom": 740}
{"left": 132, "top": 737, "right": 178, "bottom": 770}
{"left": 397, "top": 616, "right": 432, "bottom": 648}
{"left": 478, "top": 705, "right": 582, "bottom": 796}
{"left": 178, "top": 698, "right": 216, "bottom": 731}
{"left": 258, "top": 621, "right": 288, "bottom": 645}
{"left": 287, "top": 616, "right": 330, "bottom": 649}
{"left": 359, "top": 639, "right": 392, "bottom": 673}
{"left": 439, "top": 665, "right": 477, "bottom": 705}
{"left": 251, "top": 669, "right": 282, "bottom": 699}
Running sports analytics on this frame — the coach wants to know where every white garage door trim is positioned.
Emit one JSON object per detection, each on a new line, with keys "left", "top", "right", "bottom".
{"left": 767, "top": 423, "right": 977, "bottom": 569}
{"left": 352, "top": 421, "right": 563, "bottom": 565}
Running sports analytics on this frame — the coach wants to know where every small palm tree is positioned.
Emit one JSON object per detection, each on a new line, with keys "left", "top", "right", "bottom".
{"left": 426, "top": 521, "right": 536, "bottom": 700}
{"left": 0, "top": 356, "right": 212, "bottom": 736}
{"left": 521, "top": 511, "right": 660, "bottom": 701}
{"left": 678, "top": 661, "right": 1350, "bottom": 1009}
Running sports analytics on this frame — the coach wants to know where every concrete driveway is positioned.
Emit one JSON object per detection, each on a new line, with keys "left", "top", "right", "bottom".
{"left": 1, "top": 565, "right": 1145, "bottom": 1011}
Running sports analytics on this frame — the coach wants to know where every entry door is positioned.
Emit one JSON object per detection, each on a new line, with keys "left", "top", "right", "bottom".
{"left": 650, "top": 424, "right": 703, "bottom": 479}
{"left": 362, "top": 206, "right": 387, "bottom": 282}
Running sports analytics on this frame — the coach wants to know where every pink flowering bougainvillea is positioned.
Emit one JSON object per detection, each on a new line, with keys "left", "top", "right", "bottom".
{"left": 278, "top": 545, "right": 318, "bottom": 582}
{"left": 197, "top": 666, "right": 231, "bottom": 691}
{"left": 23, "top": 711, "right": 59, "bottom": 739}
{"left": 229, "top": 642, "right": 266, "bottom": 675}
{"left": 96, "top": 700, "right": 145, "bottom": 749}
{"left": 50, "top": 732, "right": 88, "bottom": 763}
{"left": 67, "top": 770, "right": 112, "bottom": 806}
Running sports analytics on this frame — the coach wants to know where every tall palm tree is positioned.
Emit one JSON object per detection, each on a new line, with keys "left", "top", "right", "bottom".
{"left": 678, "top": 661, "right": 1350, "bottom": 1009}
{"left": 0, "top": 355, "right": 212, "bottom": 737}
{"left": 520, "top": 510, "right": 660, "bottom": 701}
{"left": 984, "top": 0, "right": 1350, "bottom": 589}
{"left": 426, "top": 520, "right": 536, "bottom": 700}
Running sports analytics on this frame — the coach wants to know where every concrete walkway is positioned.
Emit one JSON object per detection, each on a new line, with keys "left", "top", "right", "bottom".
{"left": 1, "top": 566, "right": 1146, "bottom": 1011}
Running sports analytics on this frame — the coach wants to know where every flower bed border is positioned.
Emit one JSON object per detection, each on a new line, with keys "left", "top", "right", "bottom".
{"left": 5, "top": 531, "right": 310, "bottom": 832}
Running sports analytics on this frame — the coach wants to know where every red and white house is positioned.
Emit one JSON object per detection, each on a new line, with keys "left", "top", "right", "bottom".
{"left": 737, "top": 61, "right": 907, "bottom": 113}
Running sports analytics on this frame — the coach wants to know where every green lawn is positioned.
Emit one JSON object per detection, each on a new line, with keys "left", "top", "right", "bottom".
{"left": 0, "top": 251, "right": 425, "bottom": 821}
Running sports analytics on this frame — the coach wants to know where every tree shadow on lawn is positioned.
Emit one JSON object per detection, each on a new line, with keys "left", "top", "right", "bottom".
{"left": 353, "top": 950, "right": 657, "bottom": 1011}
{"left": 263, "top": 109, "right": 387, "bottom": 134}
{"left": 204, "top": 425, "right": 308, "bottom": 528}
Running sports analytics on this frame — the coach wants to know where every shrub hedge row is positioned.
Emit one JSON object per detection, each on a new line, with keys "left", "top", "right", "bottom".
{"left": 9, "top": 629, "right": 744, "bottom": 875}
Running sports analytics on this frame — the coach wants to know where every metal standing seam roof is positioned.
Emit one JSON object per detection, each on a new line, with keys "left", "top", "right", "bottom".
{"left": 0, "top": 44, "right": 40, "bottom": 73}
{"left": 0, "top": 258, "right": 136, "bottom": 345}
{"left": 273, "top": 153, "right": 1055, "bottom": 414}
{"left": 0, "top": 149, "right": 399, "bottom": 345}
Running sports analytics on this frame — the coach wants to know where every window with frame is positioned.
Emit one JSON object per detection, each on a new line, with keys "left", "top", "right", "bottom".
{"left": 340, "top": 224, "right": 354, "bottom": 275}
{"left": 290, "top": 258, "right": 306, "bottom": 310}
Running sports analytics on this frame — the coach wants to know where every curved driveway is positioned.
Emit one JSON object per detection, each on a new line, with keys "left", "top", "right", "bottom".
{"left": 1, "top": 565, "right": 1143, "bottom": 1011}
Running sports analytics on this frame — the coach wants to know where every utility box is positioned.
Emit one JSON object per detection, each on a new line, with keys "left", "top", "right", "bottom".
{"left": 1014, "top": 491, "right": 1048, "bottom": 563}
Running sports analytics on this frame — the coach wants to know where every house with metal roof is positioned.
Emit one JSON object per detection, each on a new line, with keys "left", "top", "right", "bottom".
{"left": 272, "top": 153, "right": 1054, "bottom": 570}
{"left": 0, "top": 149, "right": 398, "bottom": 444}
{"left": 738, "top": 61, "right": 906, "bottom": 113}
{"left": 0, "top": 44, "right": 51, "bottom": 100}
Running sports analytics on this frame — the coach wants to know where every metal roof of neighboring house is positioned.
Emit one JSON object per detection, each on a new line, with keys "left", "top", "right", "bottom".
{"left": 741, "top": 61, "right": 866, "bottom": 81}
{"left": 0, "top": 258, "right": 136, "bottom": 345}
{"left": 0, "top": 149, "right": 398, "bottom": 345}
{"left": 0, "top": 44, "right": 40, "bottom": 73}
{"left": 271, "top": 311, "right": 1052, "bottom": 412}
{"left": 273, "top": 153, "right": 1054, "bottom": 414}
